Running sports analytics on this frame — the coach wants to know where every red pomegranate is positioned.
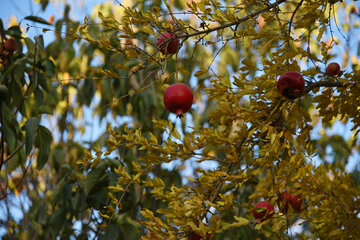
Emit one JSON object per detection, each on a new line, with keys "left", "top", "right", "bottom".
{"left": 252, "top": 201, "right": 275, "bottom": 222}
{"left": 189, "top": 232, "right": 210, "bottom": 240}
{"left": 156, "top": 32, "right": 180, "bottom": 54}
{"left": 277, "top": 71, "right": 305, "bottom": 99}
{"left": 163, "top": 83, "right": 193, "bottom": 118}
{"left": 278, "top": 190, "right": 303, "bottom": 213}
{"left": 5, "top": 39, "right": 18, "bottom": 53}
{"left": 278, "top": 190, "right": 290, "bottom": 214}
{"left": 326, "top": 62, "right": 341, "bottom": 76}
{"left": 289, "top": 193, "right": 302, "bottom": 211}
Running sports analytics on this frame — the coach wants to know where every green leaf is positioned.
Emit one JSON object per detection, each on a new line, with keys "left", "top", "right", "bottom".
{"left": 2, "top": 125, "right": 16, "bottom": 150}
{"left": 24, "top": 16, "right": 52, "bottom": 25}
{"left": 120, "top": 221, "right": 140, "bottom": 240}
{"left": 1, "top": 103, "right": 19, "bottom": 134}
{"left": 6, "top": 26, "right": 22, "bottom": 38}
{"left": 24, "top": 38, "right": 35, "bottom": 54}
{"left": 25, "top": 117, "right": 40, "bottom": 155}
{"left": 49, "top": 206, "right": 66, "bottom": 235}
{"left": 35, "top": 126, "right": 52, "bottom": 170}
{"left": 85, "top": 163, "right": 106, "bottom": 194}
{"left": 99, "top": 224, "right": 119, "bottom": 240}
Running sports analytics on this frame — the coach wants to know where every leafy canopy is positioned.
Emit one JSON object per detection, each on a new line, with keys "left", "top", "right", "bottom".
{"left": 1, "top": 0, "right": 360, "bottom": 239}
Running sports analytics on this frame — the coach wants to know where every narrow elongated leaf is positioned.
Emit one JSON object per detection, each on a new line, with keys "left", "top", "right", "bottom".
{"left": 25, "top": 117, "right": 40, "bottom": 155}
{"left": 85, "top": 162, "right": 106, "bottom": 194}
{"left": 35, "top": 126, "right": 52, "bottom": 170}
{"left": 24, "top": 16, "right": 51, "bottom": 25}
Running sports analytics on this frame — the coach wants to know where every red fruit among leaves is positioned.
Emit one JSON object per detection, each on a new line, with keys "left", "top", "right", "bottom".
{"left": 326, "top": 62, "right": 341, "bottom": 76}
{"left": 252, "top": 201, "right": 275, "bottom": 222}
{"left": 277, "top": 71, "right": 305, "bottom": 99}
{"left": 278, "top": 190, "right": 290, "bottom": 213}
{"left": 278, "top": 190, "right": 303, "bottom": 213}
{"left": 189, "top": 232, "right": 210, "bottom": 240}
{"left": 156, "top": 32, "right": 180, "bottom": 54}
{"left": 5, "top": 39, "right": 18, "bottom": 53}
{"left": 163, "top": 83, "right": 193, "bottom": 118}
{"left": 289, "top": 193, "right": 303, "bottom": 211}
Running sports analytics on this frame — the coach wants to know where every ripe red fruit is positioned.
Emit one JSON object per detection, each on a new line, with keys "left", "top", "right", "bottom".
{"left": 278, "top": 190, "right": 303, "bottom": 213}
{"left": 326, "top": 62, "right": 341, "bottom": 76}
{"left": 163, "top": 83, "right": 193, "bottom": 118}
{"left": 252, "top": 201, "right": 275, "bottom": 222}
{"left": 156, "top": 32, "right": 180, "bottom": 54}
{"left": 189, "top": 232, "right": 210, "bottom": 240}
{"left": 278, "top": 190, "right": 290, "bottom": 214}
{"left": 5, "top": 39, "right": 18, "bottom": 53}
{"left": 289, "top": 193, "right": 302, "bottom": 211}
{"left": 277, "top": 71, "right": 305, "bottom": 99}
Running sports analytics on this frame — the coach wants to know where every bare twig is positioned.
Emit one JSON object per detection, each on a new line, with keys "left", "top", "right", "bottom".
{"left": 288, "top": 0, "right": 304, "bottom": 36}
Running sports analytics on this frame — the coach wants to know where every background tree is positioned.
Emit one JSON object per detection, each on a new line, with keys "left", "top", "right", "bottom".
{"left": 1, "top": 0, "right": 360, "bottom": 239}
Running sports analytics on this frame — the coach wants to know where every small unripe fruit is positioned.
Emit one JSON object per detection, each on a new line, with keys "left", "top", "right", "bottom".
{"left": 163, "top": 83, "right": 193, "bottom": 118}
{"left": 326, "top": 62, "right": 341, "bottom": 76}
{"left": 156, "top": 32, "right": 180, "bottom": 54}
{"left": 350, "top": 6, "right": 358, "bottom": 14}
{"left": 5, "top": 39, "right": 18, "bottom": 53}
{"left": 277, "top": 71, "right": 305, "bottom": 99}
{"left": 252, "top": 201, "right": 275, "bottom": 222}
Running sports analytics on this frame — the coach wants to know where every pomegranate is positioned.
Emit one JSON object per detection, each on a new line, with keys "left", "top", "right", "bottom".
{"left": 326, "top": 62, "right": 341, "bottom": 76}
{"left": 278, "top": 190, "right": 290, "bottom": 214}
{"left": 278, "top": 190, "right": 303, "bottom": 213}
{"left": 163, "top": 83, "right": 193, "bottom": 118}
{"left": 189, "top": 232, "right": 210, "bottom": 240}
{"left": 277, "top": 71, "right": 305, "bottom": 99}
{"left": 156, "top": 32, "right": 180, "bottom": 54}
{"left": 5, "top": 39, "right": 18, "bottom": 53}
{"left": 252, "top": 201, "right": 275, "bottom": 222}
{"left": 289, "top": 193, "right": 302, "bottom": 211}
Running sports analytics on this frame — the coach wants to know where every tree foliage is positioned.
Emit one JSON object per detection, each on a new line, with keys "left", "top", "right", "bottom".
{"left": 1, "top": 0, "right": 360, "bottom": 239}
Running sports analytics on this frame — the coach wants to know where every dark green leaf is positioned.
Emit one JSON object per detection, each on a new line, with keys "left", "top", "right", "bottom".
{"left": 25, "top": 117, "right": 40, "bottom": 155}
{"left": 34, "top": 88, "right": 44, "bottom": 106}
{"left": 9, "top": 80, "right": 23, "bottom": 108}
{"left": 24, "top": 16, "right": 52, "bottom": 25}
{"left": 49, "top": 206, "right": 66, "bottom": 235}
{"left": 6, "top": 26, "right": 22, "bottom": 38}
{"left": 120, "top": 222, "right": 140, "bottom": 240}
{"left": 3, "top": 125, "right": 16, "bottom": 150}
{"left": 1, "top": 103, "right": 19, "bottom": 134}
{"left": 35, "top": 126, "right": 52, "bottom": 170}
{"left": 85, "top": 163, "right": 106, "bottom": 194}
{"left": 24, "top": 38, "right": 35, "bottom": 54}
{"left": 99, "top": 224, "right": 119, "bottom": 240}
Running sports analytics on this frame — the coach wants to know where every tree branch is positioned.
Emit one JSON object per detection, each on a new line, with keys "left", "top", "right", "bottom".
{"left": 176, "top": 0, "right": 289, "bottom": 40}
{"left": 288, "top": 0, "right": 305, "bottom": 36}
{"left": 305, "top": 80, "right": 351, "bottom": 94}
